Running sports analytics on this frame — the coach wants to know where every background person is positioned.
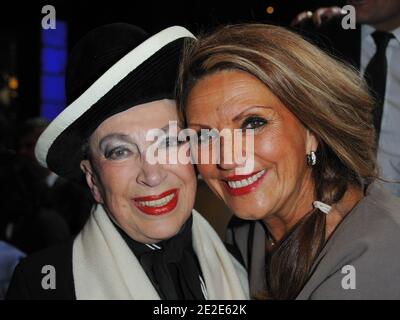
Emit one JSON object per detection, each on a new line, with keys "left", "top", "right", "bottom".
{"left": 292, "top": 0, "right": 400, "bottom": 197}
{"left": 0, "top": 241, "right": 24, "bottom": 299}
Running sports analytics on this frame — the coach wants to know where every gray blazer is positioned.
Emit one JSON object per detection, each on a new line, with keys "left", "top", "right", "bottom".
{"left": 226, "top": 183, "right": 400, "bottom": 299}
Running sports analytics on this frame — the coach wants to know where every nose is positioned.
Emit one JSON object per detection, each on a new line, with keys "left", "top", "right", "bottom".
{"left": 136, "top": 162, "right": 167, "bottom": 188}
{"left": 216, "top": 133, "right": 254, "bottom": 174}
{"left": 216, "top": 134, "right": 239, "bottom": 171}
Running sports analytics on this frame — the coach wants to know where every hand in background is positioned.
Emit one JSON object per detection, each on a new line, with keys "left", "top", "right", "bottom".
{"left": 291, "top": 6, "right": 344, "bottom": 27}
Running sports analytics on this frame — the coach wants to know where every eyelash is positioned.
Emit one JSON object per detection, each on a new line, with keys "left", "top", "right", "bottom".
{"left": 159, "top": 136, "right": 187, "bottom": 148}
{"left": 241, "top": 116, "right": 267, "bottom": 130}
{"left": 194, "top": 116, "right": 267, "bottom": 145}
{"left": 196, "top": 130, "right": 219, "bottom": 145}
{"left": 105, "top": 146, "right": 132, "bottom": 160}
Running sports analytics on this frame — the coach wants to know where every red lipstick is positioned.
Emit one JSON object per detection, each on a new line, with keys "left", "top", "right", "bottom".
{"left": 132, "top": 189, "right": 179, "bottom": 216}
{"left": 223, "top": 169, "right": 267, "bottom": 196}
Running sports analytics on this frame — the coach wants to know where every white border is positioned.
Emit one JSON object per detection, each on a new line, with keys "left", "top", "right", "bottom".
{"left": 35, "top": 26, "right": 195, "bottom": 168}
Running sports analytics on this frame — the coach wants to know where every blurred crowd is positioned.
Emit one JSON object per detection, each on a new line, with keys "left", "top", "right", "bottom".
{"left": 0, "top": 111, "right": 93, "bottom": 297}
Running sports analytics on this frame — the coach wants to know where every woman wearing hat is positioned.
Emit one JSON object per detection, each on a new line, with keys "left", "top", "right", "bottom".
{"left": 6, "top": 24, "right": 248, "bottom": 300}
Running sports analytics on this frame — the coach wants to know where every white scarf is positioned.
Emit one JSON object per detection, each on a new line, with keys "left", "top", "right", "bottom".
{"left": 72, "top": 204, "right": 249, "bottom": 300}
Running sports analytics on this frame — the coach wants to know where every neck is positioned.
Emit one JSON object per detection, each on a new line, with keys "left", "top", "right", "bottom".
{"left": 262, "top": 171, "right": 315, "bottom": 242}
{"left": 261, "top": 175, "right": 364, "bottom": 243}
{"left": 325, "top": 185, "right": 364, "bottom": 239}
{"left": 369, "top": 16, "right": 400, "bottom": 32}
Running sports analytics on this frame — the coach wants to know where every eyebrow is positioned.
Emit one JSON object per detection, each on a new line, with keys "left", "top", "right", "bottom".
{"left": 186, "top": 122, "right": 212, "bottom": 130}
{"left": 98, "top": 134, "right": 134, "bottom": 151}
{"left": 188, "top": 105, "right": 274, "bottom": 128}
{"left": 161, "top": 122, "right": 184, "bottom": 133}
{"left": 98, "top": 122, "right": 183, "bottom": 149}
{"left": 232, "top": 105, "right": 274, "bottom": 122}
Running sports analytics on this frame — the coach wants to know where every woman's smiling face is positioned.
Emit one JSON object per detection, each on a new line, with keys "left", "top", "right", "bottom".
{"left": 185, "top": 70, "right": 318, "bottom": 223}
{"left": 80, "top": 99, "right": 197, "bottom": 244}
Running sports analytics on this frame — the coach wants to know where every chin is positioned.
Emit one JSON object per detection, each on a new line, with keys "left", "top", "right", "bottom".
{"left": 147, "top": 220, "right": 186, "bottom": 242}
{"left": 231, "top": 208, "right": 266, "bottom": 221}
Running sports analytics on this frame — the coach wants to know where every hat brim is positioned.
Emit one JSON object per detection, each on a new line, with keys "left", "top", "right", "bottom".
{"left": 35, "top": 26, "right": 195, "bottom": 180}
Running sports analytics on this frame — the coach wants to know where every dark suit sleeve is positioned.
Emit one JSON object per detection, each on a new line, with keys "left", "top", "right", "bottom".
{"left": 5, "top": 259, "right": 32, "bottom": 299}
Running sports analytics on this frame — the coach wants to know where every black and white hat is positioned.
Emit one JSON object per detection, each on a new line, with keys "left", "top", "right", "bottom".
{"left": 35, "top": 23, "right": 195, "bottom": 180}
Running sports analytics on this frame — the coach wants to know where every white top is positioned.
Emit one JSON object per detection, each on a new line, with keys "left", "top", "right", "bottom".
{"left": 360, "top": 25, "right": 400, "bottom": 197}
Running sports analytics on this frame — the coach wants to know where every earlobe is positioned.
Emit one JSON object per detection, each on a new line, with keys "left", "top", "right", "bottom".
{"left": 306, "top": 129, "right": 318, "bottom": 153}
{"left": 80, "top": 160, "right": 104, "bottom": 204}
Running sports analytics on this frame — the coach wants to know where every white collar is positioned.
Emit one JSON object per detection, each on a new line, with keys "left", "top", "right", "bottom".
{"left": 362, "top": 24, "right": 400, "bottom": 44}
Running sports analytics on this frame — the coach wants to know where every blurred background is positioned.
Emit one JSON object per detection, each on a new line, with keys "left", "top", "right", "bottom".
{"left": 0, "top": 0, "right": 344, "bottom": 127}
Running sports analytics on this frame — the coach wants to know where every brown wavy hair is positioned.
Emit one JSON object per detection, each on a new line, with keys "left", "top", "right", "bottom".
{"left": 176, "top": 24, "right": 378, "bottom": 299}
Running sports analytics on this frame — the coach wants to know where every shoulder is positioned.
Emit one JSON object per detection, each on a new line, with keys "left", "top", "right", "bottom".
{"left": 13, "top": 238, "right": 73, "bottom": 271}
{"left": 5, "top": 239, "right": 75, "bottom": 300}
{"left": 337, "top": 183, "right": 400, "bottom": 244}
{"left": 363, "top": 182, "right": 400, "bottom": 222}
{"left": 299, "top": 183, "right": 400, "bottom": 299}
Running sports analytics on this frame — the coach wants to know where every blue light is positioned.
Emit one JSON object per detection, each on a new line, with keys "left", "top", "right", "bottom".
{"left": 40, "top": 20, "right": 67, "bottom": 120}
{"left": 40, "top": 75, "right": 65, "bottom": 102}
{"left": 41, "top": 21, "right": 67, "bottom": 47}
{"left": 41, "top": 47, "right": 67, "bottom": 74}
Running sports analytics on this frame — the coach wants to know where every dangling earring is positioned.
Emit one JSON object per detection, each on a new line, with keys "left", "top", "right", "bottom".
{"left": 306, "top": 151, "right": 317, "bottom": 166}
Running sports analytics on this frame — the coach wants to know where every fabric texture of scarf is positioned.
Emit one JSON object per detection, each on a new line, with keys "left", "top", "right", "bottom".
{"left": 72, "top": 204, "right": 249, "bottom": 300}
{"left": 116, "top": 215, "right": 206, "bottom": 300}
